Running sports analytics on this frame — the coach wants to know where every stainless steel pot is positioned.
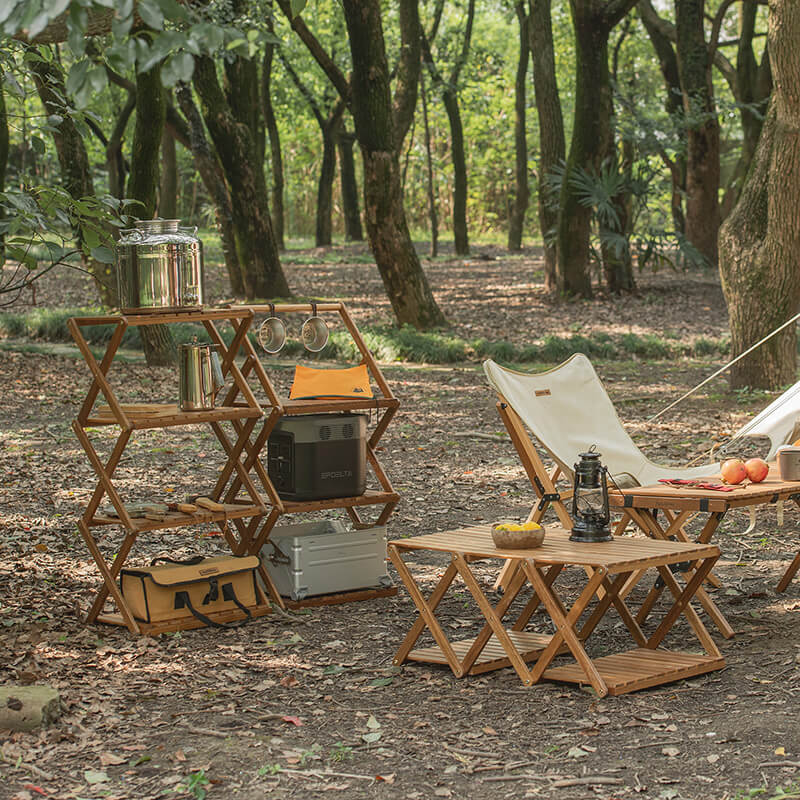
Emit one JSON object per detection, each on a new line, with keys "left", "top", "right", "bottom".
{"left": 116, "top": 219, "right": 204, "bottom": 312}
{"left": 179, "top": 341, "right": 225, "bottom": 411}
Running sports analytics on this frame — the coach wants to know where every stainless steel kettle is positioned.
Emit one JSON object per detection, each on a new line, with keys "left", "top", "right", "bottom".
{"left": 116, "top": 219, "right": 204, "bottom": 312}
{"left": 179, "top": 340, "right": 225, "bottom": 411}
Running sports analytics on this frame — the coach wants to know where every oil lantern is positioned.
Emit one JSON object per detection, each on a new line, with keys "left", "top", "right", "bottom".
{"left": 569, "top": 448, "right": 613, "bottom": 543}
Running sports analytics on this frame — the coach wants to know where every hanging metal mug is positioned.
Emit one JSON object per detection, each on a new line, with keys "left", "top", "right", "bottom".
{"left": 257, "top": 303, "right": 287, "bottom": 354}
{"left": 179, "top": 340, "right": 226, "bottom": 411}
{"left": 301, "top": 302, "right": 329, "bottom": 353}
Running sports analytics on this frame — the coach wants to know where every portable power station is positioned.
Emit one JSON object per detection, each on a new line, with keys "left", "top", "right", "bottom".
{"left": 267, "top": 413, "right": 367, "bottom": 500}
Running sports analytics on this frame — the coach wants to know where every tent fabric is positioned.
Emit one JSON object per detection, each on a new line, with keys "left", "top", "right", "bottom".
{"left": 483, "top": 354, "right": 719, "bottom": 487}
{"left": 724, "top": 381, "right": 800, "bottom": 460}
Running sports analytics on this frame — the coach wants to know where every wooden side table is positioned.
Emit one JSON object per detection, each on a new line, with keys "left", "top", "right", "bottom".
{"left": 389, "top": 526, "right": 725, "bottom": 697}
{"left": 609, "top": 465, "right": 800, "bottom": 638}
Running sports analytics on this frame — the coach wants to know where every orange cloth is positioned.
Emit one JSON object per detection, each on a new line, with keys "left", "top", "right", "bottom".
{"left": 289, "top": 364, "right": 373, "bottom": 400}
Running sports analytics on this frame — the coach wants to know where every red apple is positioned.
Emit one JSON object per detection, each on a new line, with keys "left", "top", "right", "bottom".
{"left": 720, "top": 458, "right": 748, "bottom": 485}
{"left": 745, "top": 457, "right": 769, "bottom": 483}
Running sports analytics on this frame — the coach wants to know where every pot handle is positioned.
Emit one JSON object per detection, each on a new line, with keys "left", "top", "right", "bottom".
{"left": 119, "top": 227, "right": 145, "bottom": 242}
{"left": 209, "top": 350, "right": 226, "bottom": 399}
{"left": 179, "top": 225, "right": 199, "bottom": 237}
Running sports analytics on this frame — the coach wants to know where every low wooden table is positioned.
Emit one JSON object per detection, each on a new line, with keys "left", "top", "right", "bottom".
{"left": 609, "top": 465, "right": 800, "bottom": 639}
{"left": 389, "top": 525, "right": 725, "bottom": 697}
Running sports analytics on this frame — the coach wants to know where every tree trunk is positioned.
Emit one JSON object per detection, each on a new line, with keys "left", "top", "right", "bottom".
{"left": 173, "top": 84, "right": 244, "bottom": 297}
{"left": 262, "top": 44, "right": 286, "bottom": 251}
{"left": 719, "top": 0, "right": 800, "bottom": 390}
{"left": 442, "top": 89, "right": 469, "bottom": 255}
{"left": 337, "top": 128, "right": 363, "bottom": 242}
{"left": 675, "top": 0, "right": 720, "bottom": 268}
{"left": 29, "top": 54, "right": 116, "bottom": 307}
{"left": 529, "top": 0, "right": 565, "bottom": 291}
{"left": 129, "top": 61, "right": 176, "bottom": 367}
{"left": 107, "top": 91, "right": 135, "bottom": 202}
{"left": 421, "top": 0, "right": 474, "bottom": 256}
{"left": 0, "top": 75, "right": 7, "bottom": 259}
{"left": 420, "top": 70, "right": 438, "bottom": 258}
{"left": 316, "top": 119, "right": 338, "bottom": 247}
{"left": 720, "top": 3, "right": 772, "bottom": 218}
{"left": 193, "top": 55, "right": 289, "bottom": 300}
{"left": 159, "top": 124, "right": 178, "bottom": 219}
{"left": 638, "top": 0, "right": 686, "bottom": 235}
{"left": 341, "top": 0, "right": 445, "bottom": 328}
{"left": 508, "top": 2, "right": 530, "bottom": 252}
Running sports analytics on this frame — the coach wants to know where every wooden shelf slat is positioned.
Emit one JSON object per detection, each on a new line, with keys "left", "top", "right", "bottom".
{"left": 96, "top": 603, "right": 272, "bottom": 633}
{"left": 280, "top": 397, "right": 399, "bottom": 414}
{"left": 542, "top": 647, "right": 725, "bottom": 695}
{"left": 407, "top": 631, "right": 567, "bottom": 675}
{"left": 277, "top": 489, "right": 399, "bottom": 513}
{"left": 88, "top": 503, "right": 265, "bottom": 532}
{"left": 85, "top": 405, "right": 262, "bottom": 429}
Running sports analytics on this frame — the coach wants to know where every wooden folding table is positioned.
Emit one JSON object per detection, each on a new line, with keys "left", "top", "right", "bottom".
{"left": 390, "top": 525, "right": 725, "bottom": 697}
{"left": 609, "top": 465, "right": 800, "bottom": 639}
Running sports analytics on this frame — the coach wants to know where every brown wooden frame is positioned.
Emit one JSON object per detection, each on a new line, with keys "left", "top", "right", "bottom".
{"left": 68, "top": 309, "right": 273, "bottom": 634}
{"left": 390, "top": 525, "right": 725, "bottom": 697}
{"left": 213, "top": 303, "right": 401, "bottom": 609}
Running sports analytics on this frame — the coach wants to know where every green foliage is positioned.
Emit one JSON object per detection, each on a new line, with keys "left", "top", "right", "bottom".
{"left": 0, "top": 186, "right": 127, "bottom": 305}
{"left": 175, "top": 769, "right": 210, "bottom": 800}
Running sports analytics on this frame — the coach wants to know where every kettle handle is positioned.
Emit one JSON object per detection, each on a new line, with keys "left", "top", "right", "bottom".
{"left": 209, "top": 349, "right": 226, "bottom": 399}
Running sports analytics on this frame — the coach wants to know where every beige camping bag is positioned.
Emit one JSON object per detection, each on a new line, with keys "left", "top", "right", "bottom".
{"left": 120, "top": 555, "right": 261, "bottom": 627}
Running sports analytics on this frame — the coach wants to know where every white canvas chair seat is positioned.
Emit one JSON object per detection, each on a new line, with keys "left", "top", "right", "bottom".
{"left": 484, "top": 354, "right": 719, "bottom": 487}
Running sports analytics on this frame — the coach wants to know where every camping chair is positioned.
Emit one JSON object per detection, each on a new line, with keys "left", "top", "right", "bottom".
{"left": 484, "top": 354, "right": 800, "bottom": 592}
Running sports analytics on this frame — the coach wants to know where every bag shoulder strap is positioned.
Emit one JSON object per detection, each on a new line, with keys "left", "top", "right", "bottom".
{"left": 174, "top": 582, "right": 252, "bottom": 629}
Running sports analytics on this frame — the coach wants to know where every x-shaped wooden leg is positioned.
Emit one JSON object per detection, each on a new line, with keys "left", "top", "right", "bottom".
{"left": 625, "top": 507, "right": 734, "bottom": 639}
{"left": 523, "top": 563, "right": 611, "bottom": 696}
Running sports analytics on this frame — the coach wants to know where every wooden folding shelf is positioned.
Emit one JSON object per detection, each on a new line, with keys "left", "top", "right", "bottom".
{"left": 68, "top": 308, "right": 275, "bottom": 635}
{"left": 211, "top": 302, "right": 401, "bottom": 609}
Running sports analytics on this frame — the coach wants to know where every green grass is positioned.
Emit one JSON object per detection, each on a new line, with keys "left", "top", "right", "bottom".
{"left": 0, "top": 306, "right": 736, "bottom": 364}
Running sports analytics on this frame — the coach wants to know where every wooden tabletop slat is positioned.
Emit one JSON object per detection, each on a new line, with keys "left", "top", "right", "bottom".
{"left": 389, "top": 526, "right": 719, "bottom": 570}
{"left": 609, "top": 464, "right": 800, "bottom": 511}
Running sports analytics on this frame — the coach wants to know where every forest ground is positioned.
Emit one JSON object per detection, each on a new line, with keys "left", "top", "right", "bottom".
{"left": 1, "top": 244, "right": 799, "bottom": 800}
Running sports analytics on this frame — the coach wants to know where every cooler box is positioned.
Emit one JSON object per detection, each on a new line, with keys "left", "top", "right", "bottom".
{"left": 261, "top": 520, "right": 392, "bottom": 601}
{"left": 267, "top": 413, "right": 367, "bottom": 501}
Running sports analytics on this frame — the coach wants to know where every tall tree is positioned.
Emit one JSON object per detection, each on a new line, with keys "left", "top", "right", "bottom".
{"left": 28, "top": 50, "right": 116, "bottom": 307}
{"left": 262, "top": 34, "right": 286, "bottom": 251}
{"left": 421, "top": 0, "right": 476, "bottom": 255}
{"left": 128, "top": 59, "right": 177, "bottom": 367}
{"left": 718, "top": 0, "right": 800, "bottom": 389}
{"left": 336, "top": 126, "right": 363, "bottom": 241}
{"left": 193, "top": 53, "right": 289, "bottom": 299}
{"left": 529, "top": 0, "right": 564, "bottom": 290}
{"left": 508, "top": 1, "right": 530, "bottom": 252}
{"left": 555, "top": 0, "right": 637, "bottom": 297}
{"left": 638, "top": 0, "right": 687, "bottom": 236}
{"left": 279, "top": 51, "right": 345, "bottom": 247}
{"left": 0, "top": 71, "right": 8, "bottom": 259}
{"left": 171, "top": 85, "right": 244, "bottom": 296}
{"left": 419, "top": 69, "right": 438, "bottom": 257}
{"left": 675, "top": 0, "right": 720, "bottom": 267}
{"left": 280, "top": 0, "right": 445, "bottom": 327}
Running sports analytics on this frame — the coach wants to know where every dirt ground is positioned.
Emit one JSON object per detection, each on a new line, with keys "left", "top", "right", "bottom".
{"left": 1, "top": 248, "right": 799, "bottom": 800}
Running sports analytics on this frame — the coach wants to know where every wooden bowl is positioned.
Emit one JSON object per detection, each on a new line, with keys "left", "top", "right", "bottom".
{"left": 491, "top": 524, "right": 545, "bottom": 549}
